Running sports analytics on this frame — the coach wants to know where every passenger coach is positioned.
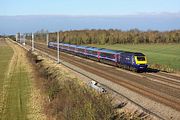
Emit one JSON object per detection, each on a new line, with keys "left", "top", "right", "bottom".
{"left": 48, "top": 42, "right": 148, "bottom": 72}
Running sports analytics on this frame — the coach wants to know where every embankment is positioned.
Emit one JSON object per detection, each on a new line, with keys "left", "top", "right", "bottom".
{"left": 28, "top": 50, "right": 144, "bottom": 120}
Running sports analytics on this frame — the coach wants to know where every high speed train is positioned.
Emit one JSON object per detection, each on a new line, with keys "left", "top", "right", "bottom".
{"left": 48, "top": 42, "right": 148, "bottom": 72}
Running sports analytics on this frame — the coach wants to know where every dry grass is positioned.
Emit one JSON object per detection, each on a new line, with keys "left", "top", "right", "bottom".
{"left": 28, "top": 51, "right": 144, "bottom": 120}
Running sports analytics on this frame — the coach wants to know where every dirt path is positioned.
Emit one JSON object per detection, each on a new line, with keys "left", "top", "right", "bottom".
{"left": 0, "top": 39, "right": 46, "bottom": 120}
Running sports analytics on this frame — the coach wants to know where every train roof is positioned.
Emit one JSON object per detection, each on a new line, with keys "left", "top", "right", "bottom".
{"left": 48, "top": 42, "right": 145, "bottom": 56}
{"left": 86, "top": 47, "right": 103, "bottom": 51}
{"left": 134, "top": 52, "right": 145, "bottom": 56}
{"left": 49, "top": 41, "right": 56, "bottom": 44}
{"left": 123, "top": 52, "right": 145, "bottom": 56}
{"left": 76, "top": 45, "right": 89, "bottom": 49}
{"left": 69, "top": 44, "right": 77, "bottom": 47}
{"left": 99, "top": 49, "right": 121, "bottom": 54}
{"left": 49, "top": 42, "right": 62, "bottom": 45}
{"left": 62, "top": 43, "right": 70, "bottom": 46}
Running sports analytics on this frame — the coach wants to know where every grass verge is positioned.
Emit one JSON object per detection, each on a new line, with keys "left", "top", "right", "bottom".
{"left": 0, "top": 42, "right": 14, "bottom": 116}
{"left": 0, "top": 40, "right": 46, "bottom": 120}
{"left": 2, "top": 65, "right": 30, "bottom": 120}
{"left": 0, "top": 41, "right": 30, "bottom": 120}
{"left": 0, "top": 45, "right": 14, "bottom": 92}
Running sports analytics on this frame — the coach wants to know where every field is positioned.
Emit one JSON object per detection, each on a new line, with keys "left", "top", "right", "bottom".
{"left": 89, "top": 44, "right": 180, "bottom": 71}
{"left": 0, "top": 41, "right": 14, "bottom": 99}
{"left": 0, "top": 40, "right": 45, "bottom": 120}
{"left": 0, "top": 40, "right": 30, "bottom": 119}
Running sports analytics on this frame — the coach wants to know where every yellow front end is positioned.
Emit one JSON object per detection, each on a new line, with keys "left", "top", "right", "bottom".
{"left": 134, "top": 56, "right": 147, "bottom": 65}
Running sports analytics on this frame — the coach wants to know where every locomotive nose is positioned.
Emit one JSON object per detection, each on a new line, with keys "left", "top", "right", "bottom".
{"left": 134, "top": 56, "right": 147, "bottom": 65}
{"left": 134, "top": 56, "right": 148, "bottom": 71}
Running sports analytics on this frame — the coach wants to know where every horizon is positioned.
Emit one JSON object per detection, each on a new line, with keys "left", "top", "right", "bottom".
{"left": 1, "top": 14, "right": 180, "bottom": 35}
{"left": 1, "top": 11, "right": 180, "bottom": 16}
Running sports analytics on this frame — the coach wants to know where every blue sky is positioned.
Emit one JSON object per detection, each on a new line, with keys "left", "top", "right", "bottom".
{"left": 1, "top": 0, "right": 180, "bottom": 16}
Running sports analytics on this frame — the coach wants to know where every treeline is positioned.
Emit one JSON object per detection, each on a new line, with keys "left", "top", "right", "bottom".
{"left": 47, "top": 29, "right": 180, "bottom": 45}
{"left": 11, "top": 29, "right": 180, "bottom": 44}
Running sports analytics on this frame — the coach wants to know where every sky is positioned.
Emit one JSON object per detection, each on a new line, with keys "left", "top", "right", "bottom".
{"left": 1, "top": 0, "right": 180, "bottom": 16}
{"left": 0, "top": 0, "right": 180, "bottom": 34}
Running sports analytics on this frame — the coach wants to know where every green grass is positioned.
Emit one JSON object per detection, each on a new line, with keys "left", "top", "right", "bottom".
{"left": 0, "top": 46, "right": 14, "bottom": 93}
{"left": 88, "top": 44, "right": 180, "bottom": 71}
{"left": 2, "top": 65, "right": 30, "bottom": 120}
{"left": 0, "top": 44, "right": 30, "bottom": 120}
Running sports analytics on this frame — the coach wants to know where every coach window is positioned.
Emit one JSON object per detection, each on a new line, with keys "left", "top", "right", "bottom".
{"left": 101, "top": 53, "right": 105, "bottom": 57}
{"left": 106, "top": 53, "right": 115, "bottom": 59}
{"left": 137, "top": 56, "right": 145, "bottom": 61}
{"left": 79, "top": 48, "right": 84, "bottom": 52}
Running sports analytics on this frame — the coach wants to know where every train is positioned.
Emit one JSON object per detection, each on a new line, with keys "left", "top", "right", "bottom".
{"left": 48, "top": 42, "right": 148, "bottom": 72}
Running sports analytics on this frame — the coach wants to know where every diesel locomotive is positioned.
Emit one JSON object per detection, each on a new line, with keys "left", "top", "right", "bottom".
{"left": 48, "top": 42, "right": 148, "bottom": 72}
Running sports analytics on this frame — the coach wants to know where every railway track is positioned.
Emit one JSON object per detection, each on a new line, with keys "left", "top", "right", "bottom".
{"left": 14, "top": 40, "right": 180, "bottom": 119}
{"left": 141, "top": 73, "right": 180, "bottom": 89}
{"left": 22, "top": 41, "right": 180, "bottom": 119}
{"left": 30, "top": 42, "right": 180, "bottom": 111}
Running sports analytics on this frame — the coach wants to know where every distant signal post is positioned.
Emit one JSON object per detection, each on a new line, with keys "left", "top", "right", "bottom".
{"left": 23, "top": 34, "right": 26, "bottom": 45}
{"left": 57, "top": 32, "right": 60, "bottom": 63}
{"left": 20, "top": 33, "right": 21, "bottom": 43}
{"left": 32, "top": 33, "right": 34, "bottom": 51}
{"left": 16, "top": 33, "right": 18, "bottom": 42}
